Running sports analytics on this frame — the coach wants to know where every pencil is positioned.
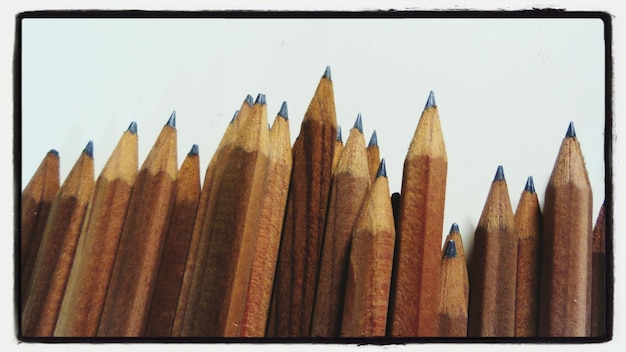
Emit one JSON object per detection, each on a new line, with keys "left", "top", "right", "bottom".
{"left": 97, "top": 113, "right": 177, "bottom": 337}
{"left": 591, "top": 201, "right": 606, "bottom": 337}
{"left": 514, "top": 176, "right": 542, "bottom": 337}
{"left": 539, "top": 122, "right": 593, "bottom": 337}
{"left": 268, "top": 66, "right": 337, "bottom": 337}
{"left": 21, "top": 141, "right": 94, "bottom": 337}
{"left": 340, "top": 159, "right": 395, "bottom": 337}
{"left": 438, "top": 225, "right": 469, "bottom": 337}
{"left": 311, "top": 114, "right": 370, "bottom": 337}
{"left": 441, "top": 223, "right": 468, "bottom": 303}
{"left": 145, "top": 144, "right": 201, "bottom": 337}
{"left": 21, "top": 149, "right": 60, "bottom": 312}
{"left": 54, "top": 123, "right": 138, "bottom": 337}
{"left": 240, "top": 102, "right": 292, "bottom": 337}
{"left": 332, "top": 126, "right": 344, "bottom": 174}
{"left": 467, "top": 165, "right": 518, "bottom": 337}
{"left": 388, "top": 91, "right": 447, "bottom": 337}
{"left": 366, "top": 130, "right": 380, "bottom": 181}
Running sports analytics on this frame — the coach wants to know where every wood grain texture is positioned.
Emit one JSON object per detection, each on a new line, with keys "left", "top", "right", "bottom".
{"left": 591, "top": 201, "right": 606, "bottom": 337}
{"left": 366, "top": 131, "right": 380, "bottom": 181}
{"left": 439, "top": 226, "right": 469, "bottom": 337}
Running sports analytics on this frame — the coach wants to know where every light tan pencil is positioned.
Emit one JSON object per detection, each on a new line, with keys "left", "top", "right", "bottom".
{"left": 331, "top": 126, "right": 344, "bottom": 174}
{"left": 591, "top": 201, "right": 606, "bottom": 337}
{"left": 366, "top": 130, "right": 380, "bottom": 181}
{"left": 21, "top": 141, "right": 94, "bottom": 337}
{"left": 439, "top": 224, "right": 469, "bottom": 337}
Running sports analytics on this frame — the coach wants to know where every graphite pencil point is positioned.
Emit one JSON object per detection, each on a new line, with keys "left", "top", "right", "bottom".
{"left": 450, "top": 223, "right": 460, "bottom": 234}
{"left": 278, "top": 101, "right": 288, "bottom": 120}
{"left": 255, "top": 93, "right": 266, "bottom": 105}
{"left": 231, "top": 110, "right": 239, "bottom": 123}
{"left": 48, "top": 149, "right": 59, "bottom": 157}
{"left": 167, "top": 111, "right": 176, "bottom": 127}
{"left": 425, "top": 90, "right": 437, "bottom": 109}
{"left": 566, "top": 121, "right": 576, "bottom": 138}
{"left": 524, "top": 176, "right": 535, "bottom": 194}
{"left": 323, "top": 65, "right": 332, "bottom": 81}
{"left": 354, "top": 113, "right": 363, "bottom": 133}
{"left": 443, "top": 239, "right": 457, "bottom": 258}
{"left": 494, "top": 165, "right": 505, "bottom": 182}
{"left": 245, "top": 94, "right": 254, "bottom": 107}
{"left": 368, "top": 130, "right": 378, "bottom": 147}
{"left": 189, "top": 144, "right": 199, "bottom": 156}
{"left": 84, "top": 140, "right": 94, "bottom": 158}
{"left": 376, "top": 158, "right": 387, "bottom": 179}
{"left": 336, "top": 126, "right": 343, "bottom": 143}
{"left": 127, "top": 121, "right": 138, "bottom": 135}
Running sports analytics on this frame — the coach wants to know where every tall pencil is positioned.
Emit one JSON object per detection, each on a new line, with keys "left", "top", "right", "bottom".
{"left": 240, "top": 102, "right": 292, "bottom": 337}
{"left": 21, "top": 141, "right": 94, "bottom": 337}
{"left": 145, "top": 144, "right": 201, "bottom": 337}
{"left": 312, "top": 114, "right": 370, "bottom": 337}
{"left": 591, "top": 201, "right": 606, "bottom": 337}
{"left": 366, "top": 130, "right": 380, "bottom": 181}
{"left": 54, "top": 123, "right": 138, "bottom": 337}
{"left": 341, "top": 159, "right": 395, "bottom": 337}
{"left": 439, "top": 236, "right": 469, "bottom": 337}
{"left": 268, "top": 66, "right": 337, "bottom": 337}
{"left": 514, "top": 176, "right": 542, "bottom": 337}
{"left": 467, "top": 165, "right": 518, "bottom": 337}
{"left": 98, "top": 113, "right": 177, "bottom": 337}
{"left": 388, "top": 91, "right": 447, "bottom": 337}
{"left": 539, "top": 122, "right": 593, "bottom": 337}
{"left": 21, "top": 149, "right": 60, "bottom": 310}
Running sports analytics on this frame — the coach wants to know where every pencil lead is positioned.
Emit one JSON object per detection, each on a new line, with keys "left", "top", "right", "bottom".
{"left": 84, "top": 140, "right": 94, "bottom": 158}
{"left": 354, "top": 113, "right": 363, "bottom": 133}
{"left": 376, "top": 158, "right": 387, "bottom": 179}
{"left": 368, "top": 130, "right": 378, "bottom": 147}
{"left": 450, "top": 223, "right": 460, "bottom": 234}
{"left": 188, "top": 144, "right": 199, "bottom": 156}
{"left": 255, "top": 93, "right": 266, "bottom": 105}
{"left": 566, "top": 121, "right": 576, "bottom": 138}
{"left": 278, "top": 101, "right": 288, "bottom": 120}
{"left": 443, "top": 239, "right": 457, "bottom": 258}
{"left": 494, "top": 165, "right": 505, "bottom": 182}
{"left": 127, "top": 121, "right": 138, "bottom": 135}
{"left": 524, "top": 176, "right": 535, "bottom": 194}
{"left": 425, "top": 90, "right": 437, "bottom": 109}
{"left": 323, "top": 65, "right": 332, "bottom": 81}
{"left": 48, "top": 149, "right": 59, "bottom": 157}
{"left": 245, "top": 94, "right": 254, "bottom": 107}
{"left": 336, "top": 126, "right": 343, "bottom": 143}
{"left": 231, "top": 110, "right": 239, "bottom": 123}
{"left": 167, "top": 111, "right": 176, "bottom": 127}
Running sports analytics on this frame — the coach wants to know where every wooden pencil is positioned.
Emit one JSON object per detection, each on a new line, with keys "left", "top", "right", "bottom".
{"left": 54, "top": 123, "right": 138, "bottom": 337}
{"left": 331, "top": 126, "right": 344, "bottom": 174}
{"left": 441, "top": 223, "right": 468, "bottom": 304}
{"left": 366, "top": 130, "right": 380, "bottom": 181}
{"left": 268, "top": 66, "right": 337, "bottom": 337}
{"left": 341, "top": 159, "right": 395, "bottom": 337}
{"left": 240, "top": 102, "right": 292, "bottom": 337}
{"left": 538, "top": 122, "right": 593, "bottom": 337}
{"left": 21, "top": 149, "right": 60, "bottom": 310}
{"left": 388, "top": 91, "right": 447, "bottom": 337}
{"left": 145, "top": 144, "right": 201, "bottom": 337}
{"left": 438, "top": 225, "right": 469, "bottom": 337}
{"left": 591, "top": 201, "right": 606, "bottom": 337}
{"left": 97, "top": 113, "right": 177, "bottom": 337}
{"left": 311, "top": 114, "right": 370, "bottom": 337}
{"left": 514, "top": 176, "right": 543, "bottom": 337}
{"left": 467, "top": 165, "right": 518, "bottom": 337}
{"left": 190, "top": 94, "right": 269, "bottom": 337}
{"left": 21, "top": 141, "right": 94, "bottom": 337}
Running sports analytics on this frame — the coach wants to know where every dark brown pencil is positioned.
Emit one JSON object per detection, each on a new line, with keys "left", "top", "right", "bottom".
{"left": 439, "top": 228, "right": 469, "bottom": 337}
{"left": 145, "top": 144, "right": 201, "bottom": 337}
{"left": 21, "top": 142, "right": 94, "bottom": 337}
{"left": 591, "top": 201, "right": 606, "bottom": 337}
{"left": 366, "top": 130, "right": 380, "bottom": 181}
{"left": 539, "top": 122, "right": 593, "bottom": 337}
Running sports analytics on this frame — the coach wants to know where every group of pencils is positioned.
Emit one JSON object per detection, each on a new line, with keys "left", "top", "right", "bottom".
{"left": 20, "top": 66, "right": 608, "bottom": 340}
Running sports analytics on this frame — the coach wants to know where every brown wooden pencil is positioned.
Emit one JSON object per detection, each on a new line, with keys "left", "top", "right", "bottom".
{"left": 21, "top": 141, "right": 94, "bottom": 337}
{"left": 268, "top": 66, "right": 337, "bottom": 337}
{"left": 54, "top": 123, "right": 138, "bottom": 337}
{"left": 240, "top": 102, "right": 292, "bottom": 337}
{"left": 145, "top": 144, "right": 201, "bottom": 337}
{"left": 514, "top": 176, "right": 542, "bottom": 337}
{"left": 311, "top": 114, "right": 370, "bottom": 337}
{"left": 441, "top": 223, "right": 468, "bottom": 306}
{"left": 388, "top": 91, "right": 447, "bottom": 337}
{"left": 341, "top": 159, "right": 395, "bottom": 337}
{"left": 331, "top": 126, "right": 344, "bottom": 174}
{"left": 97, "top": 113, "right": 177, "bottom": 337}
{"left": 539, "top": 122, "right": 593, "bottom": 337}
{"left": 366, "top": 130, "right": 380, "bottom": 181}
{"left": 591, "top": 201, "right": 606, "bottom": 337}
{"left": 467, "top": 165, "right": 518, "bottom": 337}
{"left": 21, "top": 149, "right": 60, "bottom": 310}
{"left": 439, "top": 235, "right": 469, "bottom": 337}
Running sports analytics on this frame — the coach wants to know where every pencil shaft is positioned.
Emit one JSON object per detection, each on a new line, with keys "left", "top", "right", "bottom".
{"left": 591, "top": 202, "right": 606, "bottom": 337}
{"left": 366, "top": 144, "right": 380, "bottom": 181}
{"left": 439, "top": 238, "right": 469, "bottom": 337}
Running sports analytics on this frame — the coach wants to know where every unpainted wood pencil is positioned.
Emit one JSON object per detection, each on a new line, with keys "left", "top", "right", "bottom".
{"left": 388, "top": 91, "right": 447, "bottom": 337}
{"left": 467, "top": 165, "right": 518, "bottom": 337}
{"left": 22, "top": 141, "right": 94, "bottom": 337}
{"left": 591, "top": 201, "right": 606, "bottom": 337}
{"left": 366, "top": 130, "right": 380, "bottom": 181}
{"left": 311, "top": 114, "right": 370, "bottom": 337}
{"left": 441, "top": 223, "right": 468, "bottom": 304}
{"left": 54, "top": 123, "right": 138, "bottom": 337}
{"left": 341, "top": 159, "right": 395, "bottom": 337}
{"left": 539, "top": 122, "right": 593, "bottom": 337}
{"left": 240, "top": 102, "right": 292, "bottom": 337}
{"left": 514, "top": 176, "right": 543, "bottom": 337}
{"left": 145, "top": 144, "right": 201, "bottom": 337}
{"left": 268, "top": 66, "right": 338, "bottom": 337}
{"left": 331, "top": 126, "right": 344, "bottom": 175}
{"left": 439, "top": 227, "right": 469, "bottom": 337}
{"left": 97, "top": 113, "right": 178, "bottom": 337}
{"left": 21, "top": 149, "right": 60, "bottom": 310}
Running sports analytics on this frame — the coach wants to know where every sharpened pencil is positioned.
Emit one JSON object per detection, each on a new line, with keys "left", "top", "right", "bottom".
{"left": 591, "top": 201, "right": 606, "bottom": 337}
{"left": 366, "top": 130, "right": 380, "bottom": 181}
{"left": 331, "top": 126, "right": 344, "bottom": 175}
{"left": 439, "top": 231, "right": 469, "bottom": 337}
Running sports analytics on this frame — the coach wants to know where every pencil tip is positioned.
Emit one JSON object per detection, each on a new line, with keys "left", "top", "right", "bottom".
{"left": 167, "top": 111, "right": 176, "bottom": 127}
{"left": 376, "top": 158, "right": 387, "bottom": 179}
{"left": 494, "top": 165, "right": 505, "bottom": 181}
{"left": 127, "top": 121, "right": 138, "bottom": 134}
{"left": 425, "top": 90, "right": 436, "bottom": 109}
{"left": 443, "top": 240, "right": 457, "bottom": 258}
{"left": 354, "top": 113, "right": 363, "bottom": 133}
{"left": 84, "top": 140, "right": 94, "bottom": 158}
{"left": 278, "top": 101, "right": 288, "bottom": 120}
{"left": 368, "top": 130, "right": 378, "bottom": 147}
{"left": 255, "top": 93, "right": 266, "bottom": 105}
{"left": 336, "top": 126, "right": 343, "bottom": 143}
{"left": 188, "top": 144, "right": 199, "bottom": 156}
{"left": 524, "top": 176, "right": 535, "bottom": 194}
{"left": 566, "top": 121, "right": 576, "bottom": 138}
{"left": 231, "top": 110, "right": 239, "bottom": 123}
{"left": 450, "top": 223, "right": 460, "bottom": 234}
{"left": 245, "top": 94, "right": 254, "bottom": 107}
{"left": 323, "top": 65, "right": 332, "bottom": 81}
{"left": 48, "top": 149, "right": 59, "bottom": 157}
